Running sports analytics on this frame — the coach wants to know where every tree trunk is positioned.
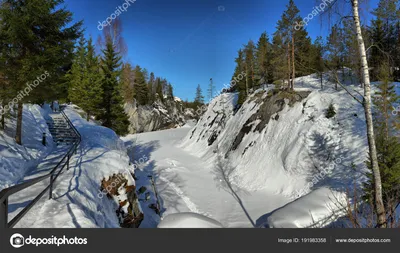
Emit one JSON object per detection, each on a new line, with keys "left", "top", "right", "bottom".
{"left": 292, "top": 36, "right": 295, "bottom": 90}
{"left": 245, "top": 66, "right": 249, "bottom": 95}
{"left": 1, "top": 112, "right": 4, "bottom": 130}
{"left": 287, "top": 42, "right": 291, "bottom": 89}
{"left": 87, "top": 112, "right": 90, "bottom": 121}
{"left": 352, "top": 0, "right": 386, "bottom": 228}
{"left": 15, "top": 101, "right": 23, "bottom": 145}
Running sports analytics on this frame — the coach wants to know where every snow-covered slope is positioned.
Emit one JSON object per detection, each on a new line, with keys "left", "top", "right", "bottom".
{"left": 0, "top": 104, "right": 54, "bottom": 190}
{"left": 177, "top": 73, "right": 372, "bottom": 227}
{"left": 181, "top": 75, "right": 368, "bottom": 198}
{"left": 14, "top": 105, "right": 142, "bottom": 228}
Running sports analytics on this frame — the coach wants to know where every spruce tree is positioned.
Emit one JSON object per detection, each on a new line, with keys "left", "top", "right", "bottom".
{"left": 194, "top": 84, "right": 204, "bottom": 107}
{"left": 83, "top": 37, "right": 103, "bottom": 121}
{"left": 133, "top": 66, "right": 149, "bottom": 105}
{"left": 0, "top": 0, "right": 81, "bottom": 144}
{"left": 364, "top": 62, "right": 400, "bottom": 216}
{"left": 68, "top": 36, "right": 87, "bottom": 107}
{"left": 99, "top": 38, "right": 129, "bottom": 135}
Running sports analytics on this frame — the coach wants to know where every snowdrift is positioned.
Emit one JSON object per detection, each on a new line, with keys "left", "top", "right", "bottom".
{"left": 158, "top": 212, "right": 223, "bottom": 228}
{"left": 266, "top": 187, "right": 347, "bottom": 228}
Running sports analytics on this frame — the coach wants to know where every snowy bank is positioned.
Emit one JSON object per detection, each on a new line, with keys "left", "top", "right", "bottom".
{"left": 181, "top": 74, "right": 368, "bottom": 198}
{"left": 0, "top": 104, "right": 54, "bottom": 190}
{"left": 266, "top": 187, "right": 347, "bottom": 228}
{"left": 14, "top": 105, "right": 142, "bottom": 228}
{"left": 158, "top": 212, "right": 223, "bottom": 228}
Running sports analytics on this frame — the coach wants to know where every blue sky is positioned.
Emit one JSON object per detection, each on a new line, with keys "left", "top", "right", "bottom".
{"left": 64, "top": 0, "right": 379, "bottom": 101}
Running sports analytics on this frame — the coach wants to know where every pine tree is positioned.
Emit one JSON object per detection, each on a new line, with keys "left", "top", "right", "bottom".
{"left": 244, "top": 40, "right": 256, "bottom": 91}
{"left": 327, "top": 24, "right": 345, "bottom": 88}
{"left": 276, "top": 0, "right": 305, "bottom": 90}
{"left": 166, "top": 83, "right": 174, "bottom": 100}
{"left": 155, "top": 77, "right": 163, "bottom": 102}
{"left": 271, "top": 32, "right": 287, "bottom": 85}
{"left": 147, "top": 72, "right": 155, "bottom": 104}
{"left": 256, "top": 32, "right": 272, "bottom": 85}
{"left": 311, "top": 36, "right": 326, "bottom": 89}
{"left": 99, "top": 38, "right": 129, "bottom": 135}
{"left": 232, "top": 49, "right": 247, "bottom": 105}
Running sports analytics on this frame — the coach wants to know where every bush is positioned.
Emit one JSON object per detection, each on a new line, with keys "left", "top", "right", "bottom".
{"left": 326, "top": 103, "right": 336, "bottom": 118}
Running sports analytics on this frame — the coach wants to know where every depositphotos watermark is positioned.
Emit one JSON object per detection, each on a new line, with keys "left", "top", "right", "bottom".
{"left": 294, "top": 0, "right": 334, "bottom": 30}
{"left": 97, "top": 0, "right": 136, "bottom": 31}
{"left": 0, "top": 71, "right": 50, "bottom": 116}
{"left": 392, "top": 104, "right": 400, "bottom": 116}
{"left": 10, "top": 233, "right": 87, "bottom": 248}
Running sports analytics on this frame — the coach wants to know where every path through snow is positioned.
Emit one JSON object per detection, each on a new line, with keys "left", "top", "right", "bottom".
{"left": 122, "top": 125, "right": 291, "bottom": 228}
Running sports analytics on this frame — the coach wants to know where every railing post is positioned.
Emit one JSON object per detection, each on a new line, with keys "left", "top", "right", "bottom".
{"left": 67, "top": 154, "right": 70, "bottom": 170}
{"left": 0, "top": 198, "right": 8, "bottom": 228}
{"left": 49, "top": 174, "right": 54, "bottom": 199}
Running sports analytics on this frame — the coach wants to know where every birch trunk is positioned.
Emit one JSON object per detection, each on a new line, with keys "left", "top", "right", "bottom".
{"left": 352, "top": 0, "right": 386, "bottom": 228}
{"left": 292, "top": 36, "right": 295, "bottom": 90}
{"left": 287, "top": 43, "right": 291, "bottom": 89}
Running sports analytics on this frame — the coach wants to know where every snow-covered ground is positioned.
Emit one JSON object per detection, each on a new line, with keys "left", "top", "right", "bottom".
{"left": 0, "top": 104, "right": 54, "bottom": 191}
{"left": 122, "top": 124, "right": 291, "bottom": 228}
{"left": 128, "top": 72, "right": 379, "bottom": 228}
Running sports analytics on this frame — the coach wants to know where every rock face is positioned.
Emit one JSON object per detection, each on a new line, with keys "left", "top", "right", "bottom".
{"left": 124, "top": 97, "right": 186, "bottom": 134}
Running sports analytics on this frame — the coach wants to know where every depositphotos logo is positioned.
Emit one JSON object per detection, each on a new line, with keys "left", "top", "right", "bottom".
{"left": 10, "top": 233, "right": 88, "bottom": 248}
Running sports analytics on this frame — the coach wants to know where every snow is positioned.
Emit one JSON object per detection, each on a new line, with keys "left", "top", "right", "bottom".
{"left": 122, "top": 125, "right": 291, "bottom": 228}
{"left": 0, "top": 104, "right": 54, "bottom": 191}
{"left": 171, "top": 73, "right": 372, "bottom": 227}
{"left": 158, "top": 212, "right": 223, "bottom": 228}
{"left": 11, "top": 105, "right": 140, "bottom": 228}
{"left": 2, "top": 72, "right": 395, "bottom": 228}
{"left": 180, "top": 74, "right": 368, "bottom": 199}
{"left": 266, "top": 187, "right": 347, "bottom": 228}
